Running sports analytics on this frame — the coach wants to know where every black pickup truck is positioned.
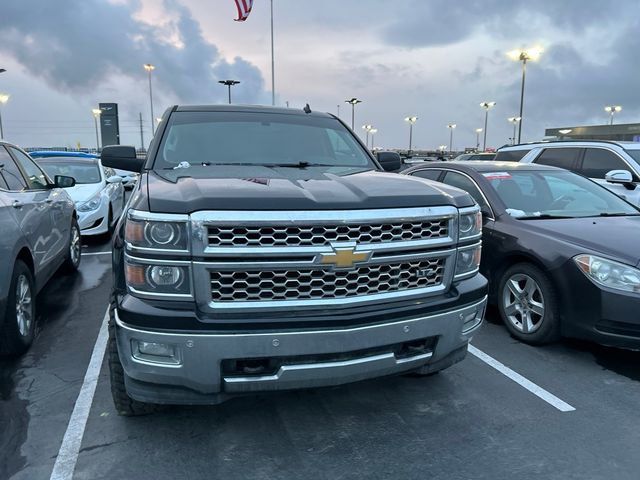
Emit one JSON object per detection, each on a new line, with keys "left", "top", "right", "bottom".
{"left": 101, "top": 105, "right": 487, "bottom": 415}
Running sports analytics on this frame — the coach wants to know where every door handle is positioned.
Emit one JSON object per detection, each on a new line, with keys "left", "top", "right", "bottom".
{"left": 12, "top": 200, "right": 23, "bottom": 209}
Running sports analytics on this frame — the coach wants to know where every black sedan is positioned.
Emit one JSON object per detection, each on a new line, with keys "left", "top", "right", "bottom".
{"left": 402, "top": 161, "right": 640, "bottom": 349}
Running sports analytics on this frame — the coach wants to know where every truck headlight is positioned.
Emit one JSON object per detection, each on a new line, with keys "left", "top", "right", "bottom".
{"left": 458, "top": 208, "right": 482, "bottom": 240}
{"left": 574, "top": 254, "right": 640, "bottom": 293}
{"left": 78, "top": 193, "right": 102, "bottom": 212}
{"left": 125, "top": 216, "right": 189, "bottom": 251}
{"left": 125, "top": 259, "right": 192, "bottom": 297}
{"left": 455, "top": 243, "right": 482, "bottom": 279}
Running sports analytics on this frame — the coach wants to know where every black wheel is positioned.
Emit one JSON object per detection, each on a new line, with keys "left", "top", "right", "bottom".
{"left": 108, "top": 298, "right": 156, "bottom": 416}
{"left": 0, "top": 260, "right": 36, "bottom": 356}
{"left": 62, "top": 218, "right": 81, "bottom": 273}
{"left": 498, "top": 263, "right": 561, "bottom": 345}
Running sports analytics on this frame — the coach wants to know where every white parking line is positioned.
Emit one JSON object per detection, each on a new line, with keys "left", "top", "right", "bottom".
{"left": 50, "top": 309, "right": 110, "bottom": 480}
{"left": 82, "top": 251, "right": 111, "bottom": 256}
{"left": 468, "top": 344, "right": 576, "bottom": 412}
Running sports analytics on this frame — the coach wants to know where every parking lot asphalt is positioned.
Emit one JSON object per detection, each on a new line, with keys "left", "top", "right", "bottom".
{"left": 2, "top": 234, "right": 640, "bottom": 480}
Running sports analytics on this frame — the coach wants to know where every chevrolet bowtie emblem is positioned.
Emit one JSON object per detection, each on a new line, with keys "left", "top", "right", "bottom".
{"left": 319, "top": 245, "right": 372, "bottom": 269}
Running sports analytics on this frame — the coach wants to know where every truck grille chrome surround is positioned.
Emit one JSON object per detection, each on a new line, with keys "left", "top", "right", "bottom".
{"left": 190, "top": 207, "right": 460, "bottom": 312}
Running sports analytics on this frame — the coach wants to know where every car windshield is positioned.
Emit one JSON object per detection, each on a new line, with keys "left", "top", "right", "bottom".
{"left": 39, "top": 161, "right": 102, "bottom": 184}
{"left": 154, "top": 111, "right": 375, "bottom": 170}
{"left": 484, "top": 169, "right": 639, "bottom": 218}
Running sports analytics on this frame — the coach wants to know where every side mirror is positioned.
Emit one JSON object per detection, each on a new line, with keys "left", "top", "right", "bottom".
{"left": 101, "top": 145, "right": 144, "bottom": 172}
{"left": 605, "top": 169, "right": 636, "bottom": 190}
{"left": 376, "top": 151, "right": 402, "bottom": 172}
{"left": 480, "top": 205, "right": 493, "bottom": 219}
{"left": 106, "top": 175, "right": 123, "bottom": 184}
{"left": 54, "top": 175, "right": 76, "bottom": 188}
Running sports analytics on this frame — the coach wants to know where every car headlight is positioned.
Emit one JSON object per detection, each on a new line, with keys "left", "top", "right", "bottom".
{"left": 455, "top": 243, "right": 482, "bottom": 279}
{"left": 459, "top": 208, "right": 482, "bottom": 240}
{"left": 125, "top": 215, "right": 189, "bottom": 251}
{"left": 125, "top": 258, "right": 192, "bottom": 297}
{"left": 574, "top": 254, "right": 640, "bottom": 293}
{"left": 78, "top": 193, "right": 102, "bottom": 212}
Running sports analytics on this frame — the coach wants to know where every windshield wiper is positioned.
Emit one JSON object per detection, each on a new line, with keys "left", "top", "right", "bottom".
{"left": 266, "top": 162, "right": 337, "bottom": 168}
{"left": 592, "top": 212, "right": 640, "bottom": 217}
{"left": 517, "top": 214, "right": 575, "bottom": 220}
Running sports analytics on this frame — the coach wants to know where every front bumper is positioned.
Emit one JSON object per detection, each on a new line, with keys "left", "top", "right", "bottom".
{"left": 115, "top": 296, "right": 487, "bottom": 405}
{"left": 77, "top": 202, "right": 109, "bottom": 236}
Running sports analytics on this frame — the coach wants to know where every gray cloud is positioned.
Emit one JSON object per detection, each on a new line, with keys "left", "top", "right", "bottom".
{"left": 0, "top": 0, "right": 266, "bottom": 104}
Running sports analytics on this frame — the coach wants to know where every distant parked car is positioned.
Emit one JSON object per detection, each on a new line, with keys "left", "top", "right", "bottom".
{"left": 0, "top": 142, "right": 80, "bottom": 356}
{"left": 113, "top": 168, "right": 139, "bottom": 189}
{"left": 497, "top": 140, "right": 640, "bottom": 206}
{"left": 30, "top": 151, "right": 125, "bottom": 236}
{"left": 453, "top": 152, "right": 496, "bottom": 161}
{"left": 403, "top": 160, "right": 640, "bottom": 350}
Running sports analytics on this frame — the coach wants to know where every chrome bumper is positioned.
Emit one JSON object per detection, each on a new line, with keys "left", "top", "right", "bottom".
{"left": 115, "top": 296, "right": 487, "bottom": 404}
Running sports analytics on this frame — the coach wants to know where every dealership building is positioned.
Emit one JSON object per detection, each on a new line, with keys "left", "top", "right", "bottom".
{"left": 545, "top": 123, "right": 640, "bottom": 142}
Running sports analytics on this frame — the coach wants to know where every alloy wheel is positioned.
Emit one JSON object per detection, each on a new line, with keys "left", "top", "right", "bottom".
{"left": 70, "top": 225, "right": 81, "bottom": 266}
{"left": 15, "top": 274, "right": 33, "bottom": 337}
{"left": 502, "top": 273, "right": 545, "bottom": 334}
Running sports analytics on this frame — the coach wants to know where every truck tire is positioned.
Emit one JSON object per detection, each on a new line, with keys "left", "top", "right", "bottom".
{"left": 108, "top": 299, "right": 156, "bottom": 416}
{"left": 0, "top": 260, "right": 36, "bottom": 357}
{"left": 61, "top": 218, "right": 82, "bottom": 273}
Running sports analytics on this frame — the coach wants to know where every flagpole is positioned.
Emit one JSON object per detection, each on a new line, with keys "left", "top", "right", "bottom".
{"left": 270, "top": 0, "right": 275, "bottom": 106}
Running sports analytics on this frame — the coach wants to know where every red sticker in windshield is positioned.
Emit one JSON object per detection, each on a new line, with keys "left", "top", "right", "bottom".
{"left": 482, "top": 172, "right": 512, "bottom": 180}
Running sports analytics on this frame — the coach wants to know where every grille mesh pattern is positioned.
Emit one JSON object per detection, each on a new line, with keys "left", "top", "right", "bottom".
{"left": 210, "top": 258, "right": 445, "bottom": 302}
{"left": 207, "top": 220, "right": 449, "bottom": 247}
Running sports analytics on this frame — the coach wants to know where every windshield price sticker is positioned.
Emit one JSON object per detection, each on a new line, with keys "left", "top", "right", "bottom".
{"left": 483, "top": 172, "right": 512, "bottom": 180}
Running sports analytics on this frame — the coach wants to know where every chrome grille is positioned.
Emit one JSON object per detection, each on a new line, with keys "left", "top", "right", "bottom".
{"left": 207, "top": 220, "right": 449, "bottom": 247}
{"left": 209, "top": 258, "right": 445, "bottom": 302}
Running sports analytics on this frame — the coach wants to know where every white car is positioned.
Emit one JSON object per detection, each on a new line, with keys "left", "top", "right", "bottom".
{"left": 36, "top": 156, "right": 125, "bottom": 236}
{"left": 114, "top": 168, "right": 139, "bottom": 189}
{"left": 496, "top": 140, "right": 640, "bottom": 206}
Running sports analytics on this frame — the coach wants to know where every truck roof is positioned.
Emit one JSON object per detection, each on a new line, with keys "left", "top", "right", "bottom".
{"left": 173, "top": 104, "right": 334, "bottom": 118}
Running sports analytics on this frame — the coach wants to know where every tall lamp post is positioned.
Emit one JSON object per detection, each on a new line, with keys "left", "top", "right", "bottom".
{"left": 0, "top": 94, "right": 9, "bottom": 140}
{"left": 404, "top": 116, "right": 418, "bottom": 155}
{"left": 143, "top": 63, "right": 156, "bottom": 135}
{"left": 362, "top": 124, "right": 373, "bottom": 148}
{"left": 508, "top": 47, "right": 542, "bottom": 143}
{"left": 447, "top": 124, "right": 456, "bottom": 153}
{"left": 218, "top": 80, "right": 240, "bottom": 104}
{"left": 475, "top": 128, "right": 483, "bottom": 151}
{"left": 480, "top": 101, "right": 496, "bottom": 151}
{"left": 507, "top": 117, "right": 522, "bottom": 145}
{"left": 92, "top": 108, "right": 101, "bottom": 151}
{"left": 605, "top": 105, "right": 622, "bottom": 125}
{"left": 369, "top": 128, "right": 377, "bottom": 150}
{"left": 345, "top": 98, "right": 362, "bottom": 130}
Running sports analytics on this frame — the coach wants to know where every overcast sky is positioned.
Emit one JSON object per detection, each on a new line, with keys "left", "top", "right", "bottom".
{"left": 1, "top": 0, "right": 639, "bottom": 151}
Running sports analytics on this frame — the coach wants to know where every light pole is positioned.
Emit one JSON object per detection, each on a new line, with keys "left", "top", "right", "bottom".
{"left": 475, "top": 128, "right": 483, "bottom": 151}
{"left": 405, "top": 116, "right": 418, "bottom": 155}
{"left": 345, "top": 98, "right": 362, "bottom": 130}
{"left": 362, "top": 124, "right": 373, "bottom": 148}
{"left": 92, "top": 108, "right": 101, "bottom": 151}
{"left": 143, "top": 63, "right": 156, "bottom": 135}
{"left": 369, "top": 128, "right": 377, "bottom": 150}
{"left": 508, "top": 47, "right": 542, "bottom": 143}
{"left": 218, "top": 80, "right": 240, "bottom": 104}
{"left": 605, "top": 105, "right": 622, "bottom": 125}
{"left": 480, "top": 101, "right": 496, "bottom": 151}
{"left": 0, "top": 94, "right": 9, "bottom": 140}
{"left": 508, "top": 117, "right": 522, "bottom": 145}
{"left": 447, "top": 124, "right": 456, "bottom": 153}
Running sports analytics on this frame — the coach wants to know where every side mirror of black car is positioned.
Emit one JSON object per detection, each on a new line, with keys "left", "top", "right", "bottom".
{"left": 54, "top": 175, "right": 76, "bottom": 188}
{"left": 101, "top": 145, "right": 144, "bottom": 172}
{"left": 376, "top": 151, "right": 402, "bottom": 172}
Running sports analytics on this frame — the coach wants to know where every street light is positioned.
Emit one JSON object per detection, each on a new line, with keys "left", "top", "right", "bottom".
{"left": 475, "top": 128, "right": 483, "bottom": 150}
{"left": 507, "top": 117, "right": 522, "bottom": 145}
{"left": 447, "top": 124, "right": 457, "bottom": 153}
{"left": 404, "top": 116, "right": 418, "bottom": 155}
{"left": 362, "top": 124, "right": 373, "bottom": 148}
{"left": 345, "top": 98, "right": 362, "bottom": 130}
{"left": 0, "top": 94, "right": 9, "bottom": 140}
{"left": 143, "top": 63, "right": 156, "bottom": 135}
{"left": 218, "top": 79, "right": 240, "bottom": 104}
{"left": 92, "top": 108, "right": 101, "bottom": 151}
{"left": 369, "top": 128, "right": 377, "bottom": 150}
{"left": 480, "top": 101, "right": 496, "bottom": 151}
{"left": 508, "top": 47, "right": 542, "bottom": 143}
{"left": 605, "top": 105, "right": 622, "bottom": 125}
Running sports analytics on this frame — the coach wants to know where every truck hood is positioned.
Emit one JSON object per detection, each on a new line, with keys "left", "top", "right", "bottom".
{"left": 146, "top": 166, "right": 475, "bottom": 213}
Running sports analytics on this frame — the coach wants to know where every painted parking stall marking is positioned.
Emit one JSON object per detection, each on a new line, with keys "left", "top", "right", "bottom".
{"left": 469, "top": 344, "right": 576, "bottom": 412}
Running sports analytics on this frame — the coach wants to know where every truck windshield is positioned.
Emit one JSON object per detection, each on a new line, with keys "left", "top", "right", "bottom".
{"left": 154, "top": 111, "right": 375, "bottom": 170}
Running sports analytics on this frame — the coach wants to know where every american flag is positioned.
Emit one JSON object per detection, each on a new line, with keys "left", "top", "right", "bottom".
{"left": 234, "top": 0, "right": 253, "bottom": 21}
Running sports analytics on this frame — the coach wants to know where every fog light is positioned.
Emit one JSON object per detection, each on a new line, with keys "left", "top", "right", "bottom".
{"left": 132, "top": 340, "right": 180, "bottom": 365}
{"left": 149, "top": 266, "right": 182, "bottom": 286}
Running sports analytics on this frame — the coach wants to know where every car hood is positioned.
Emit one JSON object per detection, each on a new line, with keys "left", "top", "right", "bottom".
{"left": 64, "top": 183, "right": 103, "bottom": 203}
{"left": 521, "top": 216, "right": 640, "bottom": 267}
{"left": 146, "top": 166, "right": 475, "bottom": 213}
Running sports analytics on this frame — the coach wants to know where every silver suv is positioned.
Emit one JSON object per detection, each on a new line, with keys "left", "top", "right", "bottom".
{"left": 0, "top": 141, "right": 81, "bottom": 356}
{"left": 496, "top": 141, "right": 640, "bottom": 206}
